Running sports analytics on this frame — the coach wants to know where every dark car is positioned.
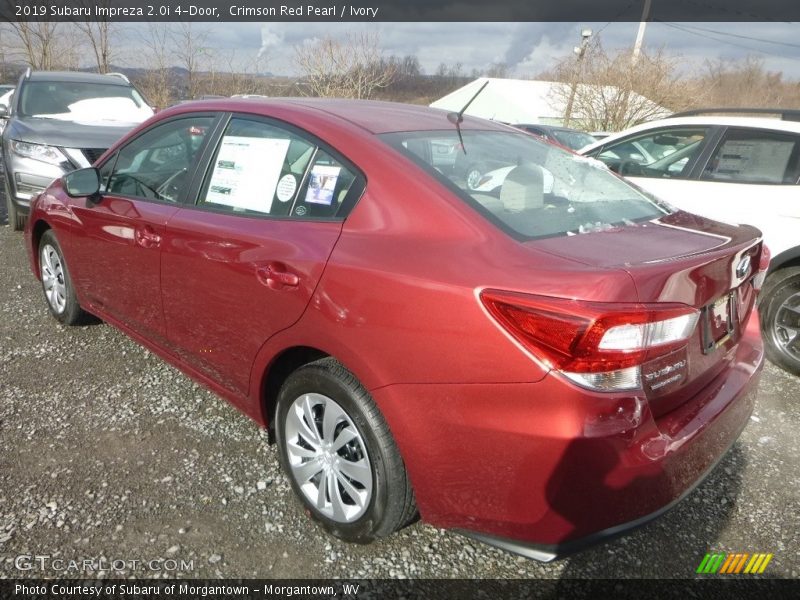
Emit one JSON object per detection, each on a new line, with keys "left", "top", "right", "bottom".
{"left": 25, "top": 98, "right": 765, "bottom": 560}
{"left": 1, "top": 70, "right": 153, "bottom": 230}
{"left": 514, "top": 123, "right": 597, "bottom": 152}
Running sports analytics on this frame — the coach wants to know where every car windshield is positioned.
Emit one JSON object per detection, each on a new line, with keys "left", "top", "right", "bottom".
{"left": 18, "top": 81, "right": 152, "bottom": 123}
{"left": 379, "top": 129, "right": 670, "bottom": 240}
{"left": 550, "top": 129, "right": 597, "bottom": 151}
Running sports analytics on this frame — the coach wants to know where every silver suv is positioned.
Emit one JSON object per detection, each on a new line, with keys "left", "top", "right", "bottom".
{"left": 1, "top": 70, "right": 153, "bottom": 230}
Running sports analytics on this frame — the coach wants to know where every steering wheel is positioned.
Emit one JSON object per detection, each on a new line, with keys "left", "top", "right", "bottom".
{"left": 112, "top": 174, "right": 160, "bottom": 199}
{"left": 156, "top": 168, "right": 188, "bottom": 202}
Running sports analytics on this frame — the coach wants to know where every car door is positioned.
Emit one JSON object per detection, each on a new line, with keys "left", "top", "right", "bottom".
{"left": 685, "top": 128, "right": 800, "bottom": 255}
{"left": 160, "top": 114, "right": 365, "bottom": 397}
{"left": 68, "top": 115, "right": 217, "bottom": 345}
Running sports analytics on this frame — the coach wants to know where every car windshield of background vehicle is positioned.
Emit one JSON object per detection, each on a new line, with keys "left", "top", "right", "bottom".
{"left": 701, "top": 129, "right": 800, "bottom": 184}
{"left": 18, "top": 81, "right": 153, "bottom": 123}
{"left": 380, "top": 129, "right": 670, "bottom": 240}
{"left": 551, "top": 129, "right": 597, "bottom": 151}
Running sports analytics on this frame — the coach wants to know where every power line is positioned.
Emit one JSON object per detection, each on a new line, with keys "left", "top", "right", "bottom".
{"left": 663, "top": 22, "right": 800, "bottom": 50}
{"left": 657, "top": 21, "right": 800, "bottom": 59}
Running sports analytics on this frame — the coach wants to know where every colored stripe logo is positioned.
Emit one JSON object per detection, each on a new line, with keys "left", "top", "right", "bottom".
{"left": 696, "top": 552, "right": 773, "bottom": 574}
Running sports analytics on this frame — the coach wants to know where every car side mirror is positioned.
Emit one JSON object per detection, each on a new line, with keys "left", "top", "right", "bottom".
{"left": 0, "top": 105, "right": 7, "bottom": 119}
{"left": 653, "top": 135, "right": 680, "bottom": 146}
{"left": 64, "top": 167, "right": 101, "bottom": 198}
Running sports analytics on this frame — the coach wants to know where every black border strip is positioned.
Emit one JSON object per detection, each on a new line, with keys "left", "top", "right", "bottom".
{"left": 1, "top": 0, "right": 800, "bottom": 22}
{"left": 1, "top": 578, "right": 798, "bottom": 600}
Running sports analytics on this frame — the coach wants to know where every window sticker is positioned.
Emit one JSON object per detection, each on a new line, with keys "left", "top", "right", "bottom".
{"left": 276, "top": 174, "right": 297, "bottom": 202}
{"left": 206, "top": 135, "right": 291, "bottom": 213}
{"left": 304, "top": 165, "right": 341, "bottom": 206}
{"left": 713, "top": 139, "right": 794, "bottom": 182}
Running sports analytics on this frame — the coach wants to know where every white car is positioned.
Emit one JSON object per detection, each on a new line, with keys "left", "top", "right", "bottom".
{"left": 581, "top": 110, "right": 800, "bottom": 376}
{"left": 0, "top": 88, "right": 13, "bottom": 135}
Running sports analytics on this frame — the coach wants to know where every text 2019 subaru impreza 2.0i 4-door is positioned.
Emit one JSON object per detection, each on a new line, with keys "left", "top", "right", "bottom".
{"left": 24, "top": 99, "right": 766, "bottom": 560}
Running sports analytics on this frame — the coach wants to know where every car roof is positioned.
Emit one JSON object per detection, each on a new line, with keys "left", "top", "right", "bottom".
{"left": 515, "top": 123, "right": 594, "bottom": 135}
{"left": 166, "top": 97, "right": 512, "bottom": 135}
{"left": 26, "top": 71, "right": 131, "bottom": 86}
{"left": 581, "top": 115, "right": 800, "bottom": 152}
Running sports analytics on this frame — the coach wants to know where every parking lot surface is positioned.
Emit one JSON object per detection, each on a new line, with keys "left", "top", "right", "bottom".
{"left": 0, "top": 186, "right": 798, "bottom": 579}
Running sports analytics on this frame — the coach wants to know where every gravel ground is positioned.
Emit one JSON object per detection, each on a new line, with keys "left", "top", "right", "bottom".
{"left": 0, "top": 180, "right": 798, "bottom": 580}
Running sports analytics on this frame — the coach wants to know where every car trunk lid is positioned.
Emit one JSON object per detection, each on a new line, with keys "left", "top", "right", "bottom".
{"left": 528, "top": 211, "right": 764, "bottom": 415}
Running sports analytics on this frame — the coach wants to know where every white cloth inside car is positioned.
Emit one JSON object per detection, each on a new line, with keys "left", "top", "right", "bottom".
{"left": 500, "top": 165, "right": 544, "bottom": 213}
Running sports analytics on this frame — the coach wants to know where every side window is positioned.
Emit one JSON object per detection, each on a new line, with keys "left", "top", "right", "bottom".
{"left": 198, "top": 117, "right": 359, "bottom": 219}
{"left": 595, "top": 128, "right": 708, "bottom": 178}
{"left": 107, "top": 116, "right": 214, "bottom": 202}
{"left": 291, "top": 150, "right": 357, "bottom": 219}
{"left": 701, "top": 129, "right": 800, "bottom": 184}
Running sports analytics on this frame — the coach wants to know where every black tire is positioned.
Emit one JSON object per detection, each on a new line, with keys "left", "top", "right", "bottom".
{"left": 38, "top": 229, "right": 87, "bottom": 325}
{"left": 275, "top": 357, "right": 416, "bottom": 543}
{"left": 4, "top": 172, "right": 25, "bottom": 231}
{"left": 759, "top": 266, "right": 800, "bottom": 376}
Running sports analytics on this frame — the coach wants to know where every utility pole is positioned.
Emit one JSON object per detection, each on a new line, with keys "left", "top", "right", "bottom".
{"left": 563, "top": 28, "right": 592, "bottom": 128}
{"left": 617, "top": 0, "right": 653, "bottom": 129}
{"left": 631, "top": 0, "right": 652, "bottom": 65}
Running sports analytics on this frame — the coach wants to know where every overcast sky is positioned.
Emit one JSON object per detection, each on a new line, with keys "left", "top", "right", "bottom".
{"left": 119, "top": 21, "right": 800, "bottom": 79}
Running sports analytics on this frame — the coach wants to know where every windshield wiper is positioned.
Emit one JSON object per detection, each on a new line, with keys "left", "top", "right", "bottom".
{"left": 446, "top": 80, "right": 489, "bottom": 155}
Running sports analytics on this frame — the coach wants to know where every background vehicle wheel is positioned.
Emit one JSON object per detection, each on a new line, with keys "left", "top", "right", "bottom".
{"left": 38, "top": 230, "right": 87, "bottom": 325}
{"left": 465, "top": 164, "right": 484, "bottom": 190}
{"left": 276, "top": 357, "right": 416, "bottom": 543}
{"left": 4, "top": 175, "right": 25, "bottom": 231}
{"left": 760, "top": 266, "right": 800, "bottom": 376}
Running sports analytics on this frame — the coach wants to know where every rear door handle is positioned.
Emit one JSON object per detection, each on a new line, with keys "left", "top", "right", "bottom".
{"left": 134, "top": 226, "right": 162, "bottom": 249}
{"left": 257, "top": 264, "right": 299, "bottom": 289}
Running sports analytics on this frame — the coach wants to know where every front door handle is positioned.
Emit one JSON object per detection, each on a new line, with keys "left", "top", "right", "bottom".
{"left": 257, "top": 264, "right": 299, "bottom": 289}
{"left": 134, "top": 226, "right": 162, "bottom": 249}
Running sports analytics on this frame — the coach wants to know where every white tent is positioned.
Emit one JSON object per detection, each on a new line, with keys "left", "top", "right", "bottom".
{"left": 430, "top": 77, "right": 669, "bottom": 128}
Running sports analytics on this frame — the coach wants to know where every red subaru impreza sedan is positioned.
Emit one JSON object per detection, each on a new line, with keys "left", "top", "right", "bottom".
{"left": 24, "top": 99, "right": 765, "bottom": 560}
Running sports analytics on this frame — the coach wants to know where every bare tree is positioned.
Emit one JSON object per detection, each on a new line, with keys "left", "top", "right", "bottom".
{"left": 547, "top": 40, "right": 700, "bottom": 131}
{"left": 135, "top": 23, "right": 174, "bottom": 108}
{"left": 0, "top": 25, "right": 14, "bottom": 82}
{"left": 294, "top": 33, "right": 396, "bottom": 99}
{"left": 198, "top": 48, "right": 270, "bottom": 97}
{"left": 485, "top": 63, "right": 509, "bottom": 78}
{"left": 60, "top": 1, "right": 117, "bottom": 73}
{"left": 171, "top": 23, "right": 210, "bottom": 100}
{"left": 6, "top": 22, "right": 68, "bottom": 70}
{"left": 74, "top": 22, "right": 114, "bottom": 73}
{"left": 699, "top": 57, "right": 789, "bottom": 108}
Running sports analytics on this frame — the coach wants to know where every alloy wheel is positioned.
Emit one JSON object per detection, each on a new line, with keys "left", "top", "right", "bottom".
{"left": 284, "top": 392, "right": 373, "bottom": 523}
{"left": 771, "top": 289, "right": 800, "bottom": 362}
{"left": 40, "top": 244, "right": 67, "bottom": 314}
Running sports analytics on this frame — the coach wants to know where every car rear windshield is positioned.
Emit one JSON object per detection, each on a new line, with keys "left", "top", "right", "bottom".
{"left": 379, "top": 129, "right": 670, "bottom": 241}
{"left": 550, "top": 129, "right": 597, "bottom": 151}
{"left": 18, "top": 81, "right": 152, "bottom": 122}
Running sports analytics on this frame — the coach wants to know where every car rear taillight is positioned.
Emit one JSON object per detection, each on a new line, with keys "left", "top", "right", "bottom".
{"left": 480, "top": 290, "right": 699, "bottom": 392}
{"left": 754, "top": 243, "right": 770, "bottom": 292}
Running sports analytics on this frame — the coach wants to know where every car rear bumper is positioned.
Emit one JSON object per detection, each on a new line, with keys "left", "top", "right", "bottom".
{"left": 371, "top": 313, "right": 763, "bottom": 556}
{"left": 456, "top": 402, "right": 751, "bottom": 561}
